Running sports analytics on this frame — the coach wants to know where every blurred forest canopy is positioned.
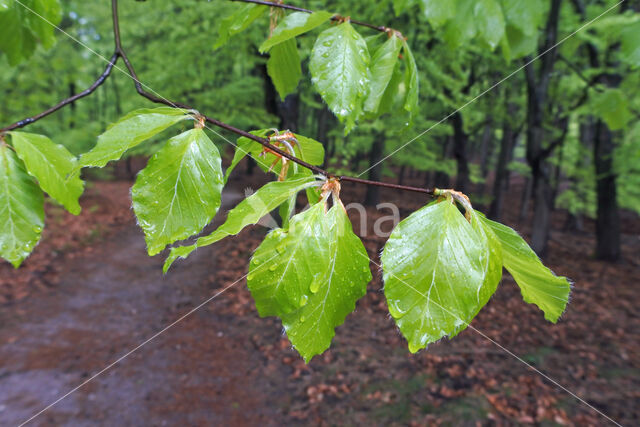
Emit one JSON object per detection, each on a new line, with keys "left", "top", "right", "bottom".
{"left": 1, "top": 0, "right": 639, "bottom": 262}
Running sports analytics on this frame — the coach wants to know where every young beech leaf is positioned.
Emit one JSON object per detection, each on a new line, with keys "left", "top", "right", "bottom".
{"left": 163, "top": 175, "right": 317, "bottom": 272}
{"left": 0, "top": 145, "right": 44, "bottom": 268}
{"left": 259, "top": 11, "right": 334, "bottom": 53}
{"left": 132, "top": 128, "right": 223, "bottom": 256}
{"left": 224, "top": 130, "right": 325, "bottom": 182}
{"left": 382, "top": 200, "right": 493, "bottom": 352}
{"left": 480, "top": 216, "right": 571, "bottom": 322}
{"left": 10, "top": 132, "right": 84, "bottom": 215}
{"left": 248, "top": 202, "right": 331, "bottom": 316}
{"left": 214, "top": 3, "right": 267, "bottom": 49}
{"left": 474, "top": 0, "right": 505, "bottom": 50}
{"left": 79, "top": 107, "right": 189, "bottom": 169}
{"left": 310, "top": 22, "right": 371, "bottom": 134}
{"left": 267, "top": 38, "right": 302, "bottom": 101}
{"left": 421, "top": 0, "right": 456, "bottom": 28}
{"left": 402, "top": 39, "right": 419, "bottom": 115}
{"left": 364, "top": 34, "right": 403, "bottom": 114}
{"left": 281, "top": 204, "right": 372, "bottom": 362}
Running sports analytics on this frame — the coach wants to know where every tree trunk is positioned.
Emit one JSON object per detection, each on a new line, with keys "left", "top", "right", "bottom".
{"left": 365, "top": 135, "right": 385, "bottom": 207}
{"left": 451, "top": 112, "right": 470, "bottom": 193}
{"left": 488, "top": 105, "right": 515, "bottom": 220}
{"left": 524, "top": 0, "right": 562, "bottom": 255}
{"left": 594, "top": 120, "right": 620, "bottom": 261}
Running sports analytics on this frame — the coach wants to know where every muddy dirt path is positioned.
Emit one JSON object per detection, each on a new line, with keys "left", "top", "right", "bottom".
{"left": 0, "top": 189, "right": 285, "bottom": 426}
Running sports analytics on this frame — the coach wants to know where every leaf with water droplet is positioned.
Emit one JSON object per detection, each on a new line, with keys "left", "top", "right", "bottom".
{"left": 164, "top": 175, "right": 317, "bottom": 272}
{"left": 248, "top": 200, "right": 371, "bottom": 361}
{"left": 310, "top": 22, "right": 371, "bottom": 134}
{"left": 0, "top": 145, "right": 44, "bottom": 268}
{"left": 381, "top": 200, "right": 495, "bottom": 352}
{"left": 479, "top": 213, "right": 570, "bottom": 322}
{"left": 132, "top": 128, "right": 224, "bottom": 256}
{"left": 79, "top": 107, "right": 189, "bottom": 170}
{"left": 259, "top": 11, "right": 334, "bottom": 53}
{"left": 10, "top": 132, "right": 84, "bottom": 215}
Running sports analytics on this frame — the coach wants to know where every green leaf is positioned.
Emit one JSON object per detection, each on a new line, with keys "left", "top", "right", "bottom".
{"left": 402, "top": 40, "right": 419, "bottom": 114}
{"left": 480, "top": 216, "right": 570, "bottom": 322}
{"left": 382, "top": 200, "right": 491, "bottom": 352}
{"left": 267, "top": 38, "right": 302, "bottom": 100}
{"left": 281, "top": 204, "right": 371, "bottom": 362}
{"left": 500, "top": 0, "right": 543, "bottom": 59}
{"left": 421, "top": 0, "right": 456, "bottom": 28}
{"left": 10, "top": 132, "right": 84, "bottom": 215}
{"left": 163, "top": 175, "right": 317, "bottom": 272}
{"left": 310, "top": 22, "right": 371, "bottom": 134}
{"left": 474, "top": 0, "right": 505, "bottom": 49}
{"left": 0, "top": 145, "right": 44, "bottom": 268}
{"left": 248, "top": 202, "right": 331, "bottom": 316}
{"left": 590, "top": 89, "right": 631, "bottom": 131}
{"left": 0, "top": 0, "right": 61, "bottom": 66}
{"left": 621, "top": 21, "right": 640, "bottom": 68}
{"left": 443, "top": 0, "right": 476, "bottom": 48}
{"left": 132, "top": 128, "right": 224, "bottom": 256}
{"left": 259, "top": 11, "right": 334, "bottom": 53}
{"left": 224, "top": 130, "right": 325, "bottom": 182}
{"left": 214, "top": 3, "right": 267, "bottom": 49}
{"left": 79, "top": 107, "right": 189, "bottom": 169}
{"left": 364, "top": 34, "right": 403, "bottom": 114}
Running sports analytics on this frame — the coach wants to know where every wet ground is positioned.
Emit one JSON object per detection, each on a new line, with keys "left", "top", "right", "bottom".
{"left": 0, "top": 177, "right": 638, "bottom": 426}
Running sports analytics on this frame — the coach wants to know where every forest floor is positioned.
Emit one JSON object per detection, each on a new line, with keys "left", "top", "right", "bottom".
{"left": 0, "top": 171, "right": 638, "bottom": 426}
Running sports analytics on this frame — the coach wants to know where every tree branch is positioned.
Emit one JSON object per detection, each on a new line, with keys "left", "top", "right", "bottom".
{"left": 0, "top": 53, "right": 119, "bottom": 133}
{"left": 0, "top": 0, "right": 434, "bottom": 198}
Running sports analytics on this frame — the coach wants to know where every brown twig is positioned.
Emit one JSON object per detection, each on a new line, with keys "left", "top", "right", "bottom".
{"left": 1, "top": 0, "right": 433, "bottom": 198}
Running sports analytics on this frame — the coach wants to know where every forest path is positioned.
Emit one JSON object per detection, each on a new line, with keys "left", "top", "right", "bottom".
{"left": 0, "top": 188, "right": 284, "bottom": 426}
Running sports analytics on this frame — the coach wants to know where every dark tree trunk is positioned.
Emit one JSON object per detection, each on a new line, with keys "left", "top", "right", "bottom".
{"left": 519, "top": 177, "right": 533, "bottom": 222}
{"left": 365, "top": 135, "right": 385, "bottom": 206}
{"left": 594, "top": 120, "right": 620, "bottom": 261}
{"left": 477, "top": 121, "right": 494, "bottom": 195}
{"left": 488, "top": 105, "right": 516, "bottom": 220}
{"left": 433, "top": 136, "right": 451, "bottom": 188}
{"left": 524, "top": 0, "right": 562, "bottom": 256}
{"left": 398, "top": 165, "right": 406, "bottom": 186}
{"left": 451, "top": 112, "right": 470, "bottom": 193}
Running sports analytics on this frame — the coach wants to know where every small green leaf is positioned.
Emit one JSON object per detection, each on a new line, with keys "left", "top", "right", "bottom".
{"left": 480, "top": 216, "right": 570, "bottom": 322}
{"left": 310, "top": 22, "right": 371, "bottom": 134}
{"left": 0, "top": 0, "right": 61, "bottom": 65}
{"left": 421, "top": 0, "right": 456, "bottom": 28}
{"left": 10, "top": 132, "right": 84, "bottom": 215}
{"left": 382, "top": 200, "right": 491, "bottom": 352}
{"left": 364, "top": 34, "right": 403, "bottom": 114}
{"left": 590, "top": 89, "right": 631, "bottom": 131}
{"left": 402, "top": 40, "right": 419, "bottom": 115}
{"left": 214, "top": 3, "right": 267, "bottom": 49}
{"left": 248, "top": 202, "right": 331, "bottom": 316}
{"left": 132, "top": 128, "right": 224, "bottom": 256}
{"left": 621, "top": 21, "right": 640, "bottom": 68}
{"left": 79, "top": 107, "right": 189, "bottom": 169}
{"left": 224, "top": 130, "right": 324, "bottom": 182}
{"left": 267, "top": 38, "right": 302, "bottom": 100}
{"left": 0, "top": 145, "right": 44, "bottom": 268}
{"left": 164, "top": 175, "right": 317, "bottom": 272}
{"left": 474, "top": 0, "right": 505, "bottom": 49}
{"left": 260, "top": 11, "right": 334, "bottom": 53}
{"left": 281, "top": 204, "right": 371, "bottom": 362}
